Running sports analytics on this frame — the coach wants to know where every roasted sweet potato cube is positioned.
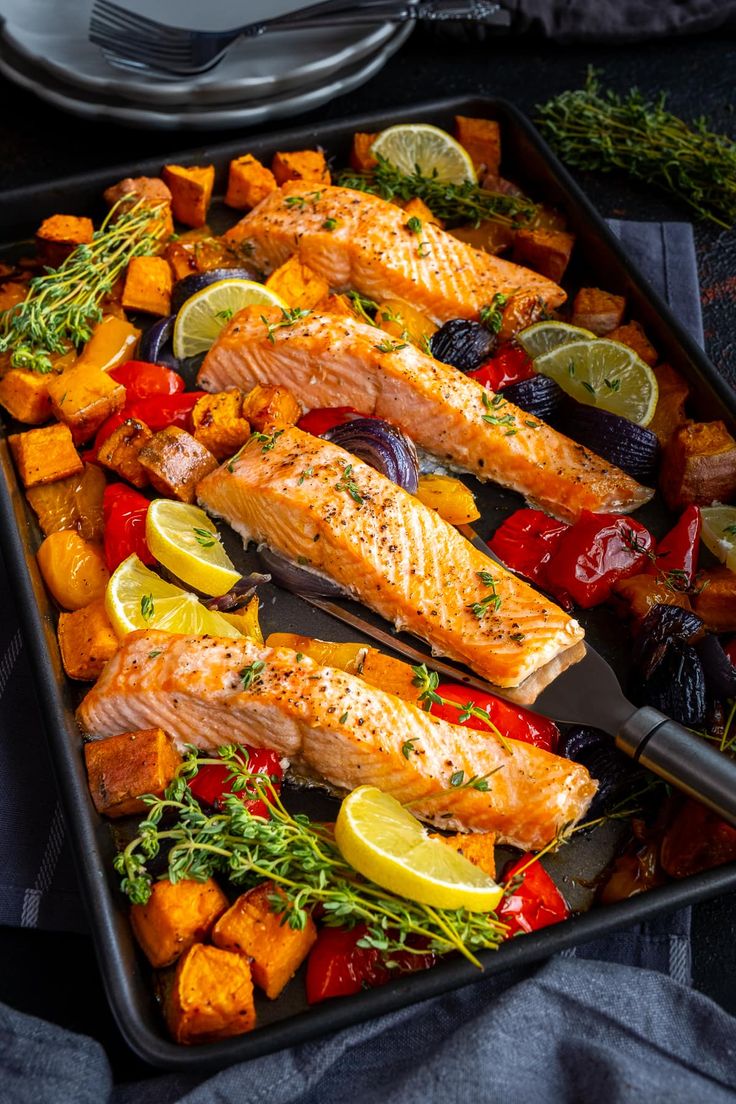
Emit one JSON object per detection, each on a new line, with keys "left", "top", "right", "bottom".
{"left": 103, "top": 176, "right": 174, "bottom": 239}
{"left": 241, "top": 384, "right": 301, "bottom": 431}
{"left": 611, "top": 574, "right": 693, "bottom": 625}
{"left": 9, "top": 423, "right": 83, "bottom": 488}
{"left": 693, "top": 567, "right": 736, "bottom": 633}
{"left": 349, "top": 131, "right": 378, "bottom": 172}
{"left": 512, "top": 228, "right": 575, "bottom": 283}
{"left": 0, "top": 369, "right": 52, "bottom": 424}
{"left": 439, "top": 832, "right": 497, "bottom": 879}
{"left": 449, "top": 221, "right": 515, "bottom": 256}
{"left": 26, "top": 462, "right": 106, "bottom": 541}
{"left": 122, "top": 255, "right": 172, "bottom": 316}
{"left": 191, "top": 391, "right": 250, "bottom": 461}
{"left": 58, "top": 598, "right": 119, "bottom": 682}
{"left": 130, "top": 877, "right": 229, "bottom": 968}
{"left": 271, "top": 149, "right": 331, "bottom": 186}
{"left": 36, "top": 214, "right": 94, "bottom": 267}
{"left": 659, "top": 420, "right": 736, "bottom": 510}
{"left": 97, "top": 418, "right": 153, "bottom": 487}
{"left": 225, "top": 154, "right": 278, "bottom": 210}
{"left": 138, "top": 426, "right": 218, "bottom": 503}
{"left": 313, "top": 293, "right": 355, "bottom": 319}
{"left": 84, "top": 727, "right": 182, "bottom": 816}
{"left": 164, "top": 943, "right": 256, "bottom": 1045}
{"left": 402, "top": 196, "right": 443, "bottom": 228}
{"left": 571, "top": 287, "right": 626, "bottom": 336}
{"left": 649, "top": 362, "right": 690, "bottom": 446}
{"left": 0, "top": 280, "right": 29, "bottom": 312}
{"left": 47, "top": 363, "right": 126, "bottom": 443}
{"left": 454, "top": 116, "right": 501, "bottom": 176}
{"left": 212, "top": 882, "right": 317, "bottom": 999}
{"left": 162, "top": 163, "right": 215, "bottom": 228}
{"left": 265, "top": 255, "right": 330, "bottom": 310}
{"left": 607, "top": 320, "right": 658, "bottom": 367}
{"left": 358, "top": 649, "right": 420, "bottom": 704}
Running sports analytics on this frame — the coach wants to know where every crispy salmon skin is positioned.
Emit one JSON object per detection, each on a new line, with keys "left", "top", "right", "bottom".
{"left": 223, "top": 182, "right": 565, "bottom": 326}
{"left": 77, "top": 631, "right": 596, "bottom": 850}
{"left": 199, "top": 307, "right": 653, "bottom": 521}
{"left": 196, "top": 426, "right": 583, "bottom": 688}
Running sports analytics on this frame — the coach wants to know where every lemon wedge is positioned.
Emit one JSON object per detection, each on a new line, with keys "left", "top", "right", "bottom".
{"left": 172, "top": 278, "right": 287, "bottom": 359}
{"left": 701, "top": 505, "right": 736, "bottom": 572}
{"left": 335, "top": 785, "right": 503, "bottom": 912}
{"left": 145, "top": 499, "right": 240, "bottom": 598}
{"left": 533, "top": 338, "right": 658, "bottom": 427}
{"left": 105, "top": 554, "right": 242, "bottom": 639}
{"left": 371, "top": 124, "right": 476, "bottom": 185}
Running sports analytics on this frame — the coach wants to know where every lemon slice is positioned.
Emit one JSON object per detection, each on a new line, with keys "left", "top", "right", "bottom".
{"left": 105, "top": 554, "right": 243, "bottom": 639}
{"left": 335, "top": 785, "right": 503, "bottom": 912}
{"left": 172, "top": 278, "right": 287, "bottom": 359}
{"left": 371, "top": 124, "right": 476, "bottom": 185}
{"left": 145, "top": 500, "right": 240, "bottom": 598}
{"left": 701, "top": 505, "right": 736, "bottom": 572}
{"left": 517, "top": 320, "right": 597, "bottom": 359}
{"left": 533, "top": 339, "right": 659, "bottom": 427}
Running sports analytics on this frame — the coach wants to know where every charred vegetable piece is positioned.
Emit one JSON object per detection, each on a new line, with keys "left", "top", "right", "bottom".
{"left": 570, "top": 287, "right": 625, "bottom": 336}
{"left": 271, "top": 148, "right": 330, "bottom": 186}
{"left": 324, "top": 417, "right": 419, "bottom": 494}
{"left": 83, "top": 727, "right": 182, "bottom": 816}
{"left": 612, "top": 574, "right": 693, "bottom": 626}
{"left": 430, "top": 318, "right": 496, "bottom": 372}
{"left": 163, "top": 943, "right": 256, "bottom": 1045}
{"left": 649, "top": 362, "right": 690, "bottom": 446}
{"left": 212, "top": 882, "right": 317, "bottom": 1000}
{"left": 693, "top": 567, "right": 736, "bottom": 633}
{"left": 26, "top": 462, "right": 106, "bottom": 541}
{"left": 500, "top": 374, "right": 565, "bottom": 424}
{"left": 556, "top": 401, "right": 659, "bottom": 484}
{"left": 695, "top": 634, "right": 736, "bottom": 699}
{"left": 36, "top": 214, "right": 94, "bottom": 267}
{"left": 556, "top": 726, "right": 634, "bottom": 820}
{"left": 660, "top": 420, "right": 736, "bottom": 511}
{"left": 498, "top": 856, "right": 569, "bottom": 936}
{"left": 137, "top": 315, "right": 177, "bottom": 367}
{"left": 130, "top": 876, "right": 229, "bottom": 969}
{"left": 9, "top": 423, "right": 84, "bottom": 488}
{"left": 191, "top": 391, "right": 251, "bottom": 461}
{"left": 661, "top": 798, "right": 736, "bottom": 878}
{"left": 138, "top": 426, "right": 218, "bottom": 504}
{"left": 102, "top": 484, "right": 155, "bottom": 572}
{"left": 646, "top": 505, "right": 701, "bottom": 589}
{"left": 511, "top": 227, "right": 575, "bottom": 283}
{"left": 240, "top": 384, "right": 301, "bottom": 432}
{"left": 454, "top": 115, "right": 501, "bottom": 176}
{"left": 543, "top": 513, "right": 654, "bottom": 609}
{"left": 632, "top": 603, "right": 704, "bottom": 679}
{"left": 94, "top": 392, "right": 208, "bottom": 455}
{"left": 607, "top": 320, "right": 658, "bottom": 367}
{"left": 171, "top": 269, "right": 258, "bottom": 315}
{"left": 37, "top": 530, "right": 109, "bottom": 610}
{"left": 467, "top": 345, "right": 535, "bottom": 390}
{"left": 639, "top": 640, "right": 706, "bottom": 727}
{"left": 305, "top": 924, "right": 434, "bottom": 1005}
{"left": 96, "top": 419, "right": 153, "bottom": 488}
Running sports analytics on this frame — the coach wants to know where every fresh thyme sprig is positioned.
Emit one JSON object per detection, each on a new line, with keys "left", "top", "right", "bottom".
{"left": 411, "top": 663, "right": 512, "bottom": 754}
{"left": 346, "top": 290, "right": 380, "bottom": 327}
{"left": 336, "top": 155, "right": 538, "bottom": 228}
{"left": 0, "top": 199, "right": 168, "bottom": 372}
{"left": 335, "top": 462, "right": 364, "bottom": 505}
{"left": 536, "top": 68, "right": 736, "bottom": 229}
{"left": 260, "top": 307, "right": 310, "bottom": 343}
{"left": 114, "top": 747, "right": 506, "bottom": 967}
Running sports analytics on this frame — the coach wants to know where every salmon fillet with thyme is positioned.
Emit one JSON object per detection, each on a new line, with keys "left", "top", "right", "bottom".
{"left": 223, "top": 182, "right": 566, "bottom": 325}
{"left": 198, "top": 307, "right": 653, "bottom": 522}
{"left": 77, "top": 631, "right": 596, "bottom": 850}
{"left": 196, "top": 426, "right": 584, "bottom": 688}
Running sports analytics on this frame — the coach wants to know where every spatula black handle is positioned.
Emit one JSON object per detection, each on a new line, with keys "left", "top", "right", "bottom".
{"left": 617, "top": 706, "right": 736, "bottom": 825}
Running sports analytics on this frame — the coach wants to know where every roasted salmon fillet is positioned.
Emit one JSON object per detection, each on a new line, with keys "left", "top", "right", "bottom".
{"left": 223, "top": 182, "right": 566, "bottom": 325}
{"left": 77, "top": 631, "right": 596, "bottom": 849}
{"left": 196, "top": 426, "right": 584, "bottom": 688}
{"left": 199, "top": 307, "right": 653, "bottom": 521}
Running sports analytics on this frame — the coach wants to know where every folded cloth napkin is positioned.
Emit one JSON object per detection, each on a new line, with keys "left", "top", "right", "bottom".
{"left": 0, "top": 219, "right": 717, "bottom": 1100}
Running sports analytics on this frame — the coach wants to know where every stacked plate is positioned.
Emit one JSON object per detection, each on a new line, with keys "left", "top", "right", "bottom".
{"left": 0, "top": 0, "right": 411, "bottom": 129}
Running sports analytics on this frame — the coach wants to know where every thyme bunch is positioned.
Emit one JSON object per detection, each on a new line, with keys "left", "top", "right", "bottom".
{"left": 537, "top": 69, "right": 736, "bottom": 229}
{"left": 336, "top": 155, "right": 537, "bottom": 228}
{"left": 0, "top": 200, "right": 168, "bottom": 372}
{"left": 115, "top": 747, "right": 506, "bottom": 967}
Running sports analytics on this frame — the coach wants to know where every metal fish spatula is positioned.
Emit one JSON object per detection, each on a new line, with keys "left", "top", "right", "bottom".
{"left": 305, "top": 527, "right": 736, "bottom": 827}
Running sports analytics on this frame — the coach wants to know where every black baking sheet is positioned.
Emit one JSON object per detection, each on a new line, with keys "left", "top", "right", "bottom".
{"left": 0, "top": 96, "right": 734, "bottom": 1071}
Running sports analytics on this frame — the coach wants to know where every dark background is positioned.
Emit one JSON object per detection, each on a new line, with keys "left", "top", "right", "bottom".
{"left": 0, "top": 25, "right": 735, "bottom": 1081}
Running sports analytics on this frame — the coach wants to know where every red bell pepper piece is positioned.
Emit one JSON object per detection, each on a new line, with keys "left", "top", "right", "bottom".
{"left": 543, "top": 512, "right": 654, "bottom": 608}
{"left": 498, "top": 856, "right": 569, "bottom": 937}
{"left": 297, "top": 406, "right": 370, "bottom": 436}
{"left": 110, "top": 360, "right": 185, "bottom": 401}
{"left": 187, "top": 746, "right": 284, "bottom": 819}
{"left": 305, "top": 924, "right": 435, "bottom": 1004}
{"left": 92, "top": 391, "right": 208, "bottom": 454}
{"left": 660, "top": 798, "right": 736, "bottom": 878}
{"left": 646, "top": 505, "right": 701, "bottom": 589}
{"left": 430, "top": 681, "right": 559, "bottom": 753}
{"left": 468, "top": 345, "right": 535, "bottom": 391}
{"left": 488, "top": 508, "right": 567, "bottom": 587}
{"left": 102, "top": 484, "right": 155, "bottom": 572}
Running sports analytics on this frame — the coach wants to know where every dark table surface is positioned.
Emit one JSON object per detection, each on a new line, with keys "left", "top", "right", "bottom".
{"left": 0, "top": 24, "right": 735, "bottom": 1083}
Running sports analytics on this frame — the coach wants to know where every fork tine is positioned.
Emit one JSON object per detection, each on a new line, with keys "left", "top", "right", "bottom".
{"left": 91, "top": 4, "right": 191, "bottom": 44}
{"left": 91, "top": 0, "right": 187, "bottom": 38}
{"left": 89, "top": 25, "right": 194, "bottom": 64}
